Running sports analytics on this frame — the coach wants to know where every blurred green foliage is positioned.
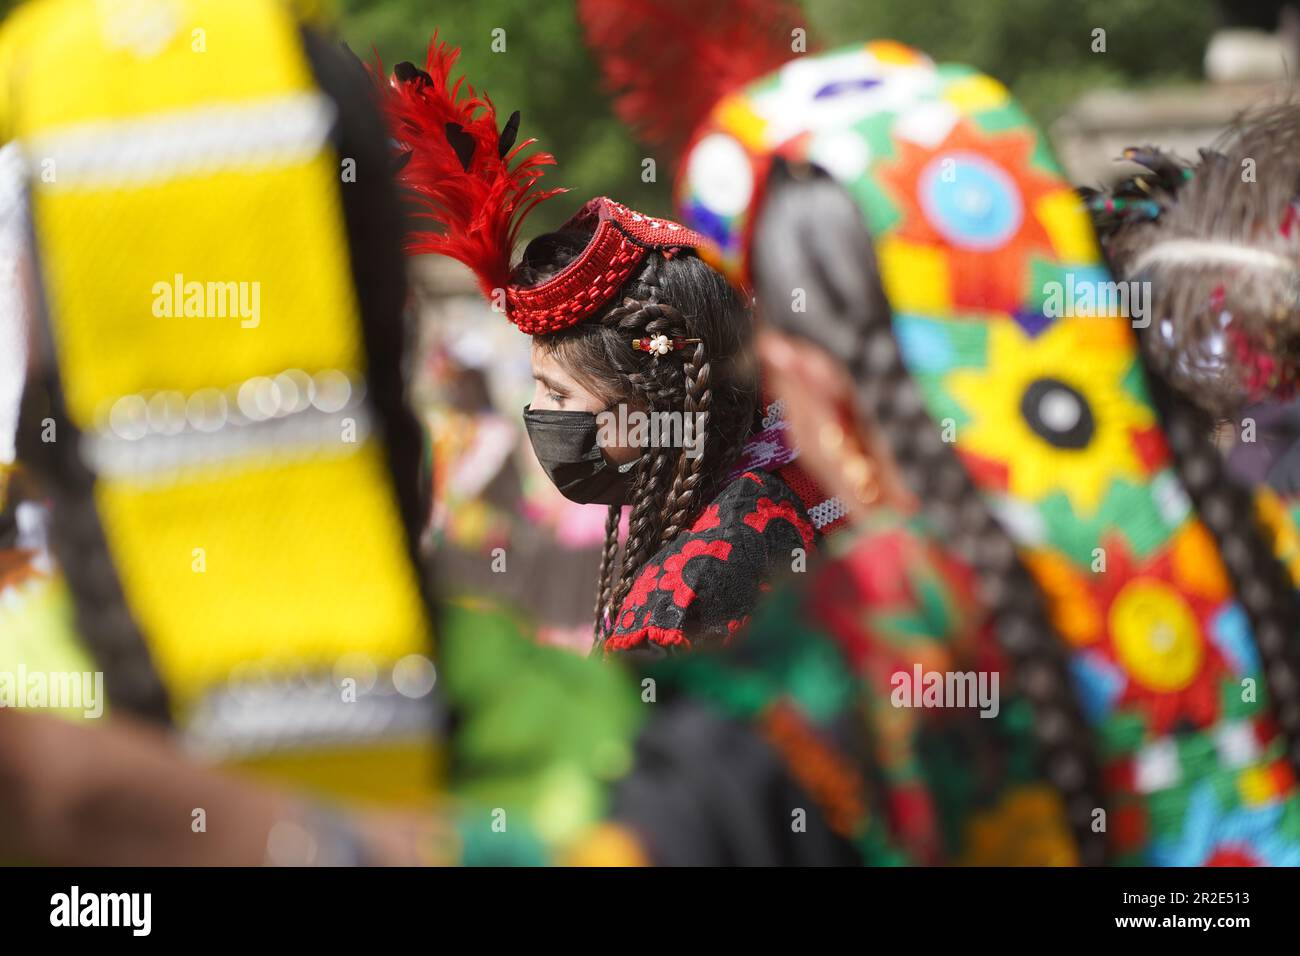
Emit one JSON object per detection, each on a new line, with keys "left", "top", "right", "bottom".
{"left": 0, "top": 0, "right": 1222, "bottom": 233}
{"left": 337, "top": 0, "right": 1218, "bottom": 235}
{"left": 804, "top": 0, "right": 1218, "bottom": 125}
{"left": 337, "top": 0, "right": 660, "bottom": 234}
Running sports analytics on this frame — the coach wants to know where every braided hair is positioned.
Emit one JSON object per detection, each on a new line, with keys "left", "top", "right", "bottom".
{"left": 512, "top": 228, "right": 756, "bottom": 641}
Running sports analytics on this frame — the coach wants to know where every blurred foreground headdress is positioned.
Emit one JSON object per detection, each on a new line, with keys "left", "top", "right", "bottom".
{"left": 1, "top": 0, "right": 438, "bottom": 804}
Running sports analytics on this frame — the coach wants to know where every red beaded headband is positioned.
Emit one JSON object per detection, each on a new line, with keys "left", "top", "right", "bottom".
{"left": 506, "top": 197, "right": 707, "bottom": 334}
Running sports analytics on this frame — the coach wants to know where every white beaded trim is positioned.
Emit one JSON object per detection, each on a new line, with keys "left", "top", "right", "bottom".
{"left": 808, "top": 496, "right": 847, "bottom": 529}
{"left": 760, "top": 398, "right": 785, "bottom": 430}
{"left": 82, "top": 369, "right": 370, "bottom": 481}
{"left": 184, "top": 664, "right": 439, "bottom": 758}
{"left": 23, "top": 92, "right": 336, "bottom": 191}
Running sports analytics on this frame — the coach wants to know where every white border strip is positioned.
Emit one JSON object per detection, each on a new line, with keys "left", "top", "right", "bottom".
{"left": 0, "top": 142, "right": 30, "bottom": 466}
{"left": 82, "top": 405, "right": 372, "bottom": 483}
{"left": 23, "top": 91, "right": 336, "bottom": 190}
{"left": 808, "top": 496, "right": 847, "bottom": 529}
{"left": 1131, "top": 239, "right": 1294, "bottom": 274}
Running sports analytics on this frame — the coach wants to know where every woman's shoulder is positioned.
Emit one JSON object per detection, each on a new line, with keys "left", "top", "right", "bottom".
{"left": 690, "top": 468, "right": 818, "bottom": 546}
{"left": 716, "top": 467, "right": 806, "bottom": 503}
{"left": 602, "top": 469, "right": 817, "bottom": 657}
{"left": 640, "top": 468, "right": 820, "bottom": 570}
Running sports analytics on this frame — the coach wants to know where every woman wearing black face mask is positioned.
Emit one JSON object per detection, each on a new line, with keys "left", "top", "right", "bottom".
{"left": 377, "top": 44, "right": 823, "bottom": 656}
{"left": 513, "top": 215, "right": 820, "bottom": 654}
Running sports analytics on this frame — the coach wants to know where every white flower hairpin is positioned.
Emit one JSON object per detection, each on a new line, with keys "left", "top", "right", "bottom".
{"left": 632, "top": 334, "right": 703, "bottom": 356}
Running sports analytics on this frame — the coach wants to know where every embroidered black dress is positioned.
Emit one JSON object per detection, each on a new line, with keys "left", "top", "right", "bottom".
{"left": 601, "top": 468, "right": 817, "bottom": 656}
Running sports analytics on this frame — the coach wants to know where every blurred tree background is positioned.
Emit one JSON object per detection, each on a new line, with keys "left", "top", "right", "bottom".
{"left": 337, "top": 0, "right": 1222, "bottom": 232}
{"left": 336, "top": 0, "right": 662, "bottom": 233}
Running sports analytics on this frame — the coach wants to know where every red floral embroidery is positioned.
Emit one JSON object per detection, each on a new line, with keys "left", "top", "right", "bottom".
{"left": 744, "top": 497, "right": 814, "bottom": 549}
{"left": 626, "top": 562, "right": 661, "bottom": 610}
{"left": 603, "top": 468, "right": 820, "bottom": 656}
{"left": 605, "top": 624, "right": 689, "bottom": 652}
{"left": 691, "top": 504, "right": 721, "bottom": 533}
{"left": 660, "top": 539, "right": 733, "bottom": 608}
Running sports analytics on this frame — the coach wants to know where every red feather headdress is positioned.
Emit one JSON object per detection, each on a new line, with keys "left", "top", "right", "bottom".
{"left": 577, "top": 0, "right": 811, "bottom": 161}
{"left": 371, "top": 34, "right": 565, "bottom": 301}
{"left": 372, "top": 34, "right": 706, "bottom": 335}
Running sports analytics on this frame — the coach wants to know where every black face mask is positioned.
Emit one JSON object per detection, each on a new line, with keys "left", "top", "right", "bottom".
{"left": 522, "top": 406, "right": 638, "bottom": 506}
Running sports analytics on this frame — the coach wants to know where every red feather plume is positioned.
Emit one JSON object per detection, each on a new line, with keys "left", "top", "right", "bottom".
{"left": 577, "top": 0, "right": 811, "bottom": 160}
{"left": 370, "top": 33, "right": 566, "bottom": 297}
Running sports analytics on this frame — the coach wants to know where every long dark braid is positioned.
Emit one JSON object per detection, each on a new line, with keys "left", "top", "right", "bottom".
{"left": 854, "top": 305, "right": 1109, "bottom": 866}
{"left": 611, "top": 421, "right": 678, "bottom": 621}
{"left": 1087, "top": 125, "right": 1300, "bottom": 770}
{"left": 600, "top": 296, "right": 717, "bottom": 630}
{"left": 513, "top": 228, "right": 755, "bottom": 642}
{"left": 1144, "top": 335, "right": 1300, "bottom": 771}
{"left": 752, "top": 164, "right": 1109, "bottom": 864}
{"left": 594, "top": 502, "right": 623, "bottom": 637}
{"left": 661, "top": 340, "right": 713, "bottom": 542}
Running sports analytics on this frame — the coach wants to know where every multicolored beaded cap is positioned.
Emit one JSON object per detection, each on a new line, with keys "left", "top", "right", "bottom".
{"left": 677, "top": 41, "right": 1300, "bottom": 864}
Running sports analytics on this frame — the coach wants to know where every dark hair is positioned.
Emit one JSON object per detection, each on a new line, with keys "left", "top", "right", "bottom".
{"left": 513, "top": 226, "right": 757, "bottom": 640}
{"left": 1084, "top": 106, "right": 1300, "bottom": 420}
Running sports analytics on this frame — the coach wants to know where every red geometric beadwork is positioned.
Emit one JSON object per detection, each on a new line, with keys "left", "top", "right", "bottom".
{"left": 506, "top": 197, "right": 707, "bottom": 334}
